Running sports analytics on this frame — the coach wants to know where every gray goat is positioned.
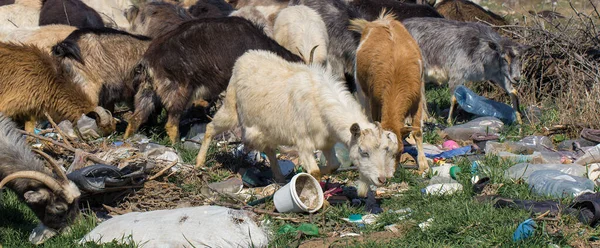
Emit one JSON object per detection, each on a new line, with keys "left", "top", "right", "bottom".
{"left": 403, "top": 17, "right": 528, "bottom": 124}
{"left": 0, "top": 113, "right": 81, "bottom": 244}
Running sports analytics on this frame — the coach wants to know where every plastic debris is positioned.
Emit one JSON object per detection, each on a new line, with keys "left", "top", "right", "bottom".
{"left": 505, "top": 163, "right": 593, "bottom": 180}
{"left": 443, "top": 117, "right": 504, "bottom": 141}
{"left": 80, "top": 206, "right": 269, "bottom": 247}
{"left": 342, "top": 214, "right": 378, "bottom": 225}
{"left": 421, "top": 183, "right": 463, "bottom": 195}
{"left": 334, "top": 142, "right": 353, "bottom": 168}
{"left": 207, "top": 177, "right": 244, "bottom": 194}
{"left": 277, "top": 223, "right": 319, "bottom": 236}
{"left": 513, "top": 218, "right": 536, "bottom": 242}
{"left": 442, "top": 140, "right": 460, "bottom": 150}
{"left": 527, "top": 170, "right": 595, "bottom": 198}
{"left": 454, "top": 85, "right": 518, "bottom": 123}
{"left": 418, "top": 218, "right": 434, "bottom": 231}
{"left": 430, "top": 164, "right": 462, "bottom": 179}
{"left": 182, "top": 133, "right": 203, "bottom": 150}
{"left": 426, "top": 145, "right": 472, "bottom": 159}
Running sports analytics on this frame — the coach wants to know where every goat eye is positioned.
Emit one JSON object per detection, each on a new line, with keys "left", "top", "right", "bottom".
{"left": 360, "top": 151, "right": 369, "bottom": 158}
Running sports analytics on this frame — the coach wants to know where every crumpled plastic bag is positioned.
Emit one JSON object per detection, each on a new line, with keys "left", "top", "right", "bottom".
{"left": 80, "top": 206, "right": 269, "bottom": 247}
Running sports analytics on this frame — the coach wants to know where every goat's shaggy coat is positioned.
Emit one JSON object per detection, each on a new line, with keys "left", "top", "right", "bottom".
{"left": 124, "top": 17, "right": 302, "bottom": 144}
{"left": 435, "top": 0, "right": 508, "bottom": 26}
{"left": 351, "top": 12, "right": 428, "bottom": 173}
{"left": 230, "top": 5, "right": 281, "bottom": 37}
{"left": 189, "top": 0, "right": 234, "bottom": 18}
{"left": 0, "top": 113, "right": 81, "bottom": 243}
{"left": 52, "top": 28, "right": 152, "bottom": 111}
{"left": 125, "top": 2, "right": 194, "bottom": 38}
{"left": 350, "top": 0, "right": 443, "bottom": 21}
{"left": 273, "top": 5, "right": 328, "bottom": 65}
{"left": 0, "top": 42, "right": 115, "bottom": 135}
{"left": 403, "top": 17, "right": 527, "bottom": 124}
{"left": 1, "top": 25, "right": 77, "bottom": 53}
{"left": 196, "top": 50, "right": 398, "bottom": 196}
{"left": 82, "top": 0, "right": 134, "bottom": 29}
{"left": 39, "top": 0, "right": 105, "bottom": 28}
{"left": 0, "top": 3, "right": 39, "bottom": 30}
{"left": 289, "top": 0, "right": 362, "bottom": 91}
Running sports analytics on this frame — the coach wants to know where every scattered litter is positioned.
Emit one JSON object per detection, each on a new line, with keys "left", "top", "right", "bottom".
{"left": 339, "top": 232, "right": 361, "bottom": 238}
{"left": 273, "top": 173, "right": 324, "bottom": 213}
{"left": 426, "top": 145, "right": 472, "bottom": 159}
{"left": 334, "top": 142, "right": 353, "bottom": 168}
{"left": 182, "top": 133, "right": 203, "bottom": 150}
{"left": 277, "top": 223, "right": 319, "bottom": 236}
{"left": 454, "top": 85, "right": 517, "bottom": 123}
{"left": 527, "top": 170, "right": 594, "bottom": 198}
{"left": 443, "top": 117, "right": 503, "bottom": 141}
{"left": 442, "top": 140, "right": 460, "bottom": 150}
{"left": 418, "top": 218, "right": 434, "bottom": 231}
{"left": 513, "top": 218, "right": 536, "bottom": 242}
{"left": 342, "top": 214, "right": 378, "bottom": 225}
{"left": 80, "top": 206, "right": 269, "bottom": 247}
{"left": 206, "top": 177, "right": 244, "bottom": 194}
{"left": 384, "top": 224, "right": 400, "bottom": 233}
{"left": 430, "top": 164, "right": 462, "bottom": 180}
{"left": 142, "top": 143, "right": 182, "bottom": 164}
{"left": 505, "top": 163, "right": 592, "bottom": 180}
{"left": 422, "top": 183, "right": 463, "bottom": 196}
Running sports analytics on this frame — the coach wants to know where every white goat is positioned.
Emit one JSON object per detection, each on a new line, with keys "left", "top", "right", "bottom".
{"left": 229, "top": 5, "right": 281, "bottom": 38}
{"left": 196, "top": 50, "right": 398, "bottom": 196}
{"left": 0, "top": 3, "right": 39, "bottom": 30}
{"left": 2, "top": 25, "right": 77, "bottom": 53}
{"left": 83, "top": 0, "right": 133, "bottom": 29}
{"left": 273, "top": 5, "right": 328, "bottom": 65}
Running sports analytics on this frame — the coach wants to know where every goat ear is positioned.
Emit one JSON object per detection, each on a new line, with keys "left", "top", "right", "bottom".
{"left": 488, "top": 41, "right": 499, "bottom": 52}
{"left": 350, "top": 123, "right": 361, "bottom": 139}
{"left": 386, "top": 131, "right": 398, "bottom": 145}
{"left": 24, "top": 190, "right": 49, "bottom": 204}
{"left": 125, "top": 6, "right": 139, "bottom": 22}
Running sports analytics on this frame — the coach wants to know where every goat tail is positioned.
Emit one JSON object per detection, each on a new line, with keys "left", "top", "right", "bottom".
{"left": 378, "top": 8, "right": 398, "bottom": 22}
{"left": 0, "top": 113, "right": 44, "bottom": 173}
{"left": 51, "top": 40, "right": 84, "bottom": 64}
{"left": 348, "top": 18, "right": 369, "bottom": 34}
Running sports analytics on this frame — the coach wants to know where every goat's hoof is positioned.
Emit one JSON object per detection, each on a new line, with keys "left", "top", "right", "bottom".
{"left": 308, "top": 171, "right": 322, "bottom": 181}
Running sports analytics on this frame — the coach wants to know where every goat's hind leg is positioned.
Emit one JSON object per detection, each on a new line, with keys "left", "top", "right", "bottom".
{"left": 124, "top": 83, "right": 157, "bottom": 139}
{"left": 412, "top": 98, "right": 429, "bottom": 174}
{"left": 264, "top": 148, "right": 286, "bottom": 183}
{"left": 195, "top": 90, "right": 238, "bottom": 169}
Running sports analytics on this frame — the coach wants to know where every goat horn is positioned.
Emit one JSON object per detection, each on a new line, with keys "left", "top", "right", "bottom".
{"left": 309, "top": 45, "right": 319, "bottom": 65}
{"left": 32, "top": 149, "right": 69, "bottom": 183}
{"left": 296, "top": 47, "right": 306, "bottom": 63}
{"left": 93, "top": 106, "right": 113, "bottom": 127}
{"left": 0, "top": 171, "right": 64, "bottom": 196}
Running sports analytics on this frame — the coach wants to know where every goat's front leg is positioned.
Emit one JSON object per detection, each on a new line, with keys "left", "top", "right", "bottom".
{"left": 24, "top": 115, "right": 36, "bottom": 134}
{"left": 509, "top": 89, "right": 523, "bottom": 125}
{"left": 447, "top": 95, "right": 457, "bottom": 126}
{"left": 299, "top": 150, "right": 321, "bottom": 181}
{"left": 165, "top": 113, "right": 180, "bottom": 145}
{"left": 265, "top": 148, "right": 285, "bottom": 183}
{"left": 320, "top": 147, "right": 341, "bottom": 175}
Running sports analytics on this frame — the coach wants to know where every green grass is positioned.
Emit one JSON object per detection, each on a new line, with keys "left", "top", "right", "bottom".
{"left": 0, "top": 190, "right": 136, "bottom": 248}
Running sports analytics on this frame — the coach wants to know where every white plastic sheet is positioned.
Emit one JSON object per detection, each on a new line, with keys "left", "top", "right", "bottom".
{"left": 81, "top": 206, "right": 269, "bottom": 248}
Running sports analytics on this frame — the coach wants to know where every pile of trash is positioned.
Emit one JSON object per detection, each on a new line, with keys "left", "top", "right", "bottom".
{"left": 20, "top": 86, "right": 600, "bottom": 246}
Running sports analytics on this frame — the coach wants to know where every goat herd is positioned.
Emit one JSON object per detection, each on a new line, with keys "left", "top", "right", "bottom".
{"left": 0, "top": 0, "right": 529, "bottom": 244}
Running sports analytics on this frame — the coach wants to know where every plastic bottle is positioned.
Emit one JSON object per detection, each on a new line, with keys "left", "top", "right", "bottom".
{"left": 526, "top": 170, "right": 594, "bottom": 198}
{"left": 429, "top": 176, "right": 458, "bottom": 184}
{"left": 454, "top": 85, "right": 517, "bottom": 124}
{"left": 505, "top": 163, "right": 589, "bottom": 180}
{"left": 421, "top": 183, "right": 463, "bottom": 195}
{"left": 334, "top": 143, "right": 352, "bottom": 168}
{"left": 443, "top": 117, "right": 504, "bottom": 141}
{"left": 430, "top": 165, "right": 462, "bottom": 180}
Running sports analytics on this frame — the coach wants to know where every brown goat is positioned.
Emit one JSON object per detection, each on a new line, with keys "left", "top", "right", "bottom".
{"left": 226, "top": 0, "right": 289, "bottom": 9}
{"left": 125, "top": 2, "right": 194, "bottom": 38}
{"left": 350, "top": 12, "right": 429, "bottom": 173}
{"left": 52, "top": 28, "right": 152, "bottom": 111}
{"left": 435, "top": 0, "right": 508, "bottom": 26}
{"left": 0, "top": 42, "right": 115, "bottom": 134}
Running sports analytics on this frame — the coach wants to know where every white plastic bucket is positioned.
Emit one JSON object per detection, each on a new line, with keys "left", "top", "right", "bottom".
{"left": 273, "top": 173, "right": 324, "bottom": 213}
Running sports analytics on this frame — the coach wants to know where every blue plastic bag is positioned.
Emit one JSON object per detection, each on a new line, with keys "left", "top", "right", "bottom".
{"left": 425, "top": 145, "right": 472, "bottom": 159}
{"left": 454, "top": 85, "right": 517, "bottom": 124}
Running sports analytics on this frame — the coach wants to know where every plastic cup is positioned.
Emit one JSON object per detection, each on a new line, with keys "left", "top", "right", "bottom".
{"left": 273, "top": 173, "right": 324, "bottom": 213}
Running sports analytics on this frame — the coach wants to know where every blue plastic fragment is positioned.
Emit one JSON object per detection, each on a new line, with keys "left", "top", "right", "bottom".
{"left": 454, "top": 85, "right": 517, "bottom": 124}
{"left": 513, "top": 218, "right": 536, "bottom": 242}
